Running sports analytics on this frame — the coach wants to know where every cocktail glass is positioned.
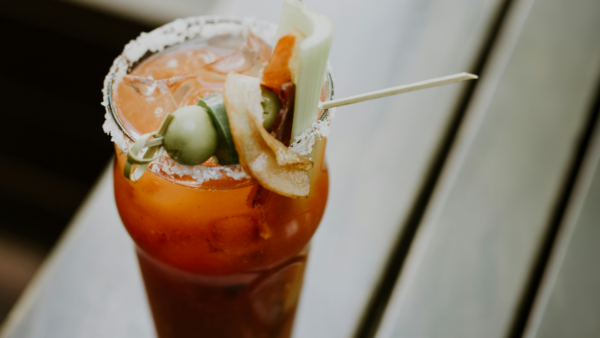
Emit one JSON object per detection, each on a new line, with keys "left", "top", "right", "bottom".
{"left": 103, "top": 17, "right": 333, "bottom": 338}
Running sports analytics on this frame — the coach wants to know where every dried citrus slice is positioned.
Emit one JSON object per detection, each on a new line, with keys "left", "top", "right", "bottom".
{"left": 224, "top": 72, "right": 310, "bottom": 198}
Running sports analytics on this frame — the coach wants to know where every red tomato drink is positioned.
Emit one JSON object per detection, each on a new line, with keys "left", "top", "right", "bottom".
{"left": 105, "top": 17, "right": 332, "bottom": 338}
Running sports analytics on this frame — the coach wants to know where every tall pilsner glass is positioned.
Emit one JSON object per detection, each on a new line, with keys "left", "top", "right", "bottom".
{"left": 103, "top": 17, "right": 333, "bottom": 338}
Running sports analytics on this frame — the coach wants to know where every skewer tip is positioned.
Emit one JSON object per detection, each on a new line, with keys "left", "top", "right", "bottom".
{"left": 461, "top": 72, "right": 479, "bottom": 79}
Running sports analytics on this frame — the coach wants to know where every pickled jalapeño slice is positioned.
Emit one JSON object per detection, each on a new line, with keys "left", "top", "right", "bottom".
{"left": 198, "top": 93, "right": 240, "bottom": 165}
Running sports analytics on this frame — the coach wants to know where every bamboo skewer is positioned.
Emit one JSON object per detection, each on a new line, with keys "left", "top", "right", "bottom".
{"left": 318, "top": 72, "right": 478, "bottom": 110}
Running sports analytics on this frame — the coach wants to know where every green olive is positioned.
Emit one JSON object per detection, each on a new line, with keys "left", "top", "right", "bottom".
{"left": 164, "top": 105, "right": 218, "bottom": 166}
{"left": 261, "top": 86, "right": 282, "bottom": 132}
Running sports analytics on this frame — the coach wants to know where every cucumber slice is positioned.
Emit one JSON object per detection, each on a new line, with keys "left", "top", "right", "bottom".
{"left": 276, "top": 0, "right": 334, "bottom": 140}
{"left": 198, "top": 93, "right": 239, "bottom": 165}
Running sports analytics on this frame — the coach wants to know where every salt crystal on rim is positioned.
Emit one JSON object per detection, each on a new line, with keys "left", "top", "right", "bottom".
{"left": 290, "top": 107, "right": 335, "bottom": 156}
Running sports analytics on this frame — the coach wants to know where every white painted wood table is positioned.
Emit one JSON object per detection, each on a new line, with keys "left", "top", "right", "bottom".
{"left": 2, "top": 0, "right": 600, "bottom": 337}
{"left": 524, "top": 82, "right": 600, "bottom": 338}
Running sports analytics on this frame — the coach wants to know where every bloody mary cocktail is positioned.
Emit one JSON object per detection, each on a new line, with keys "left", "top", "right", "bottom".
{"left": 104, "top": 17, "right": 333, "bottom": 338}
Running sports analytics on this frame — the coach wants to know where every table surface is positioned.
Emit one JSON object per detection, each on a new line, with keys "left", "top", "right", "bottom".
{"left": 2, "top": 0, "right": 600, "bottom": 337}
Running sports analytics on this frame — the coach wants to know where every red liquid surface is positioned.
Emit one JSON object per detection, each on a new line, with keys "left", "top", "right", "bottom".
{"left": 112, "top": 34, "right": 329, "bottom": 338}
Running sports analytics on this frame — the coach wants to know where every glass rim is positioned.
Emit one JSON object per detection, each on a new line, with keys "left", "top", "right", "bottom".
{"left": 104, "top": 15, "right": 335, "bottom": 144}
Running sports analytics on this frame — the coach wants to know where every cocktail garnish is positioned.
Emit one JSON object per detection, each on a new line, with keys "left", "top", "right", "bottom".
{"left": 318, "top": 72, "right": 479, "bottom": 110}
{"left": 163, "top": 105, "right": 218, "bottom": 166}
{"left": 275, "top": 0, "right": 334, "bottom": 140}
{"left": 247, "top": 93, "right": 312, "bottom": 171}
{"left": 260, "top": 31, "right": 302, "bottom": 147}
{"left": 124, "top": 113, "right": 174, "bottom": 181}
{"left": 261, "top": 32, "right": 302, "bottom": 94}
{"left": 121, "top": 71, "right": 479, "bottom": 184}
{"left": 224, "top": 72, "right": 310, "bottom": 198}
{"left": 114, "top": 2, "right": 479, "bottom": 193}
{"left": 197, "top": 93, "right": 240, "bottom": 165}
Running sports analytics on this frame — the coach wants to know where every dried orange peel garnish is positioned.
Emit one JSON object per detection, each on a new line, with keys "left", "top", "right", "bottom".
{"left": 261, "top": 30, "right": 304, "bottom": 95}
{"left": 224, "top": 72, "right": 311, "bottom": 198}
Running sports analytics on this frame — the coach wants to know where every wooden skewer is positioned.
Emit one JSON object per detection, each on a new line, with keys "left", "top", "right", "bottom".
{"left": 318, "top": 72, "right": 478, "bottom": 110}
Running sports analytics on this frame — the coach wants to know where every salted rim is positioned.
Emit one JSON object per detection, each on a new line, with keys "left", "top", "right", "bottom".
{"left": 102, "top": 15, "right": 334, "bottom": 185}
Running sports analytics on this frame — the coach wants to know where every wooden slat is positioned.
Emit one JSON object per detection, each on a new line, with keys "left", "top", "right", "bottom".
{"left": 0, "top": 169, "right": 154, "bottom": 338}
{"left": 375, "top": 0, "right": 600, "bottom": 338}
{"left": 523, "top": 101, "right": 600, "bottom": 337}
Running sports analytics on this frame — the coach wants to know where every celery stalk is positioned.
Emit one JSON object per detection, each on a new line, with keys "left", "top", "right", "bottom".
{"left": 275, "top": 0, "right": 333, "bottom": 140}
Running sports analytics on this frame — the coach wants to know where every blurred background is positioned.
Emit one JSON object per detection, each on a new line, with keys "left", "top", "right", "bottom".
{"left": 0, "top": 0, "right": 155, "bottom": 322}
{"left": 1, "top": 0, "right": 599, "bottom": 337}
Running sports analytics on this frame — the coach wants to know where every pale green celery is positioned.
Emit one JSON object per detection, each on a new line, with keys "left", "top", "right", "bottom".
{"left": 275, "top": 0, "right": 333, "bottom": 140}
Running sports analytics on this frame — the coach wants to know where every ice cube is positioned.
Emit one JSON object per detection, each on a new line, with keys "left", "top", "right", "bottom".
{"left": 114, "top": 74, "right": 201, "bottom": 136}
{"left": 207, "top": 33, "right": 246, "bottom": 50}
{"left": 112, "top": 30, "right": 273, "bottom": 139}
{"left": 132, "top": 46, "right": 222, "bottom": 80}
{"left": 204, "top": 50, "right": 254, "bottom": 74}
{"left": 208, "top": 214, "right": 263, "bottom": 255}
{"left": 203, "top": 31, "right": 272, "bottom": 79}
